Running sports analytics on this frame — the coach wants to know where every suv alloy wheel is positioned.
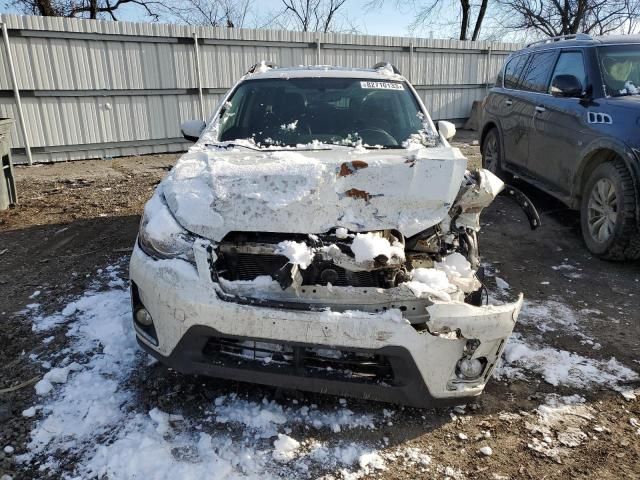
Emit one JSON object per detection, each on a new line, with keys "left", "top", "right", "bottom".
{"left": 580, "top": 160, "right": 640, "bottom": 260}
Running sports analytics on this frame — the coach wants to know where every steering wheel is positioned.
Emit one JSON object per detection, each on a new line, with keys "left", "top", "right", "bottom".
{"left": 357, "top": 128, "right": 398, "bottom": 146}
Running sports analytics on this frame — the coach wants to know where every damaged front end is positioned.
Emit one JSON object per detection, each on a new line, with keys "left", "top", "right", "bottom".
{"left": 204, "top": 168, "right": 525, "bottom": 389}
{"left": 132, "top": 152, "right": 535, "bottom": 407}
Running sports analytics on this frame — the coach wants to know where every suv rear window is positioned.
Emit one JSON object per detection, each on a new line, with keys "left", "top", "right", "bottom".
{"left": 503, "top": 54, "right": 529, "bottom": 89}
{"left": 520, "top": 51, "right": 557, "bottom": 92}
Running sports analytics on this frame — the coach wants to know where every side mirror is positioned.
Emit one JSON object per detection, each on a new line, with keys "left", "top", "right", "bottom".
{"left": 437, "top": 120, "right": 456, "bottom": 141}
{"left": 181, "top": 119, "right": 206, "bottom": 142}
{"left": 550, "top": 74, "right": 583, "bottom": 98}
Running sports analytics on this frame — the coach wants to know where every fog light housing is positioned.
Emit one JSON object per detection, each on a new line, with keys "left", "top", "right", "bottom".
{"left": 135, "top": 308, "right": 153, "bottom": 326}
{"left": 457, "top": 357, "right": 485, "bottom": 380}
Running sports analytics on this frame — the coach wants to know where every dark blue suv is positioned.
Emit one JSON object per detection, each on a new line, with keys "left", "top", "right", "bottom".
{"left": 481, "top": 34, "right": 640, "bottom": 260}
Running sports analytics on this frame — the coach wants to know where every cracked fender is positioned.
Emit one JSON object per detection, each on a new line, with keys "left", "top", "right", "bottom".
{"left": 426, "top": 294, "right": 523, "bottom": 342}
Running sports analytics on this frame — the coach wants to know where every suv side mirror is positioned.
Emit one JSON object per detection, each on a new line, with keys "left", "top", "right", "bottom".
{"left": 437, "top": 120, "right": 456, "bottom": 140}
{"left": 181, "top": 119, "right": 206, "bottom": 142}
{"left": 550, "top": 74, "right": 583, "bottom": 98}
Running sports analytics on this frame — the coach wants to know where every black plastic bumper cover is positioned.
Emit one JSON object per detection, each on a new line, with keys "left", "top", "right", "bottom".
{"left": 136, "top": 324, "right": 478, "bottom": 409}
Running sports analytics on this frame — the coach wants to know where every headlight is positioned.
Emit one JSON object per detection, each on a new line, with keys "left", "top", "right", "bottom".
{"left": 138, "top": 191, "right": 196, "bottom": 263}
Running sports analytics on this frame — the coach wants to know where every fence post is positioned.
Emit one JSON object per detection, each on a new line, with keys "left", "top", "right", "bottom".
{"left": 1, "top": 22, "right": 33, "bottom": 165}
{"left": 316, "top": 38, "right": 321, "bottom": 65}
{"left": 409, "top": 40, "right": 414, "bottom": 83}
{"left": 193, "top": 32, "right": 205, "bottom": 121}
{"left": 485, "top": 45, "right": 492, "bottom": 94}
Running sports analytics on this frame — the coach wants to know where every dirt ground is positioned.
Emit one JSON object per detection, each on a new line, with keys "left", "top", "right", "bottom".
{"left": 0, "top": 131, "right": 639, "bottom": 479}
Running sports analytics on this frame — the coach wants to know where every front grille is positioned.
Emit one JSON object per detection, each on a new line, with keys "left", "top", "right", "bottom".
{"left": 232, "top": 253, "right": 287, "bottom": 281}
{"left": 217, "top": 252, "right": 379, "bottom": 287}
{"left": 202, "top": 336, "right": 394, "bottom": 384}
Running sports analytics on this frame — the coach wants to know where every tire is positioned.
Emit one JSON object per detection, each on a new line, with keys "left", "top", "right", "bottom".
{"left": 481, "top": 128, "right": 505, "bottom": 178}
{"left": 580, "top": 159, "right": 640, "bottom": 261}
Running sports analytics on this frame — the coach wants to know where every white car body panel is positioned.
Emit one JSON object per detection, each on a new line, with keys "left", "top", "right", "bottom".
{"left": 130, "top": 65, "right": 526, "bottom": 407}
{"left": 162, "top": 147, "right": 467, "bottom": 242}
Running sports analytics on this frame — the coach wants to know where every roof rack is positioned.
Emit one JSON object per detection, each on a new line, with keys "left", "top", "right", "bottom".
{"left": 372, "top": 62, "right": 401, "bottom": 75}
{"left": 525, "top": 33, "right": 593, "bottom": 48}
{"left": 246, "top": 61, "right": 278, "bottom": 75}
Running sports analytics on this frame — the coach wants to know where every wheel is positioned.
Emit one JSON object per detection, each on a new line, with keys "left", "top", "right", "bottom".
{"left": 580, "top": 160, "right": 640, "bottom": 260}
{"left": 481, "top": 128, "right": 504, "bottom": 177}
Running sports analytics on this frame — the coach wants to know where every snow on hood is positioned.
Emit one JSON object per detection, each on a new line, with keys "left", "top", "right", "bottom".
{"left": 161, "top": 147, "right": 467, "bottom": 241}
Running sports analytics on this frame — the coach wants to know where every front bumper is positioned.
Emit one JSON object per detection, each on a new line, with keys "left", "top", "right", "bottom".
{"left": 129, "top": 242, "right": 522, "bottom": 408}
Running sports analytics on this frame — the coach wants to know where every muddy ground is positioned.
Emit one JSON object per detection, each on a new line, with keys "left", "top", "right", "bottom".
{"left": 0, "top": 130, "right": 639, "bottom": 479}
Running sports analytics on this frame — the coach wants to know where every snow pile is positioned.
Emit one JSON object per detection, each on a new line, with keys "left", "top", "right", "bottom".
{"left": 335, "top": 227, "right": 349, "bottom": 239}
{"left": 273, "top": 434, "right": 300, "bottom": 462}
{"left": 255, "top": 60, "right": 272, "bottom": 73}
{"left": 435, "top": 252, "right": 477, "bottom": 292}
{"left": 209, "top": 152, "right": 327, "bottom": 211}
{"left": 23, "top": 282, "right": 137, "bottom": 462}
{"left": 275, "top": 240, "right": 315, "bottom": 269}
{"left": 404, "top": 268, "right": 456, "bottom": 301}
{"left": 213, "top": 395, "right": 376, "bottom": 437}
{"left": 165, "top": 142, "right": 467, "bottom": 243}
{"left": 34, "top": 362, "right": 81, "bottom": 395}
{"left": 19, "top": 265, "right": 397, "bottom": 479}
{"left": 350, "top": 233, "right": 405, "bottom": 263}
{"left": 496, "top": 333, "right": 637, "bottom": 390}
{"left": 375, "top": 63, "right": 396, "bottom": 77}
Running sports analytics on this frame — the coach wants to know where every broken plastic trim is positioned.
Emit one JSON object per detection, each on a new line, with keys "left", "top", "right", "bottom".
{"left": 500, "top": 184, "right": 542, "bottom": 230}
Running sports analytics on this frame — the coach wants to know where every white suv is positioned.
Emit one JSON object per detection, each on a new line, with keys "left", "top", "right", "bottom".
{"left": 129, "top": 63, "right": 524, "bottom": 407}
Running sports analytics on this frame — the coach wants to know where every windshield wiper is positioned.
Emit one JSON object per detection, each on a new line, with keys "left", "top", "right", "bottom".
{"left": 205, "top": 142, "right": 264, "bottom": 151}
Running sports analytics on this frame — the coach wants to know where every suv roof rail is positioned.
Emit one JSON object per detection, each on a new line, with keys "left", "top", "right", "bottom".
{"left": 372, "top": 62, "right": 401, "bottom": 75}
{"left": 525, "top": 33, "right": 593, "bottom": 48}
{"left": 246, "top": 62, "right": 278, "bottom": 74}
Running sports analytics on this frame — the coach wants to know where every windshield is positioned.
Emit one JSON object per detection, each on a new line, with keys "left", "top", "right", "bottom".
{"left": 598, "top": 45, "right": 640, "bottom": 96}
{"left": 216, "top": 77, "right": 429, "bottom": 148}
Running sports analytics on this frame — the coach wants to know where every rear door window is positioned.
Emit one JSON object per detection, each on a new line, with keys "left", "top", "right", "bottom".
{"left": 550, "top": 51, "right": 587, "bottom": 91}
{"left": 520, "top": 51, "right": 557, "bottom": 93}
{"left": 503, "top": 54, "right": 529, "bottom": 89}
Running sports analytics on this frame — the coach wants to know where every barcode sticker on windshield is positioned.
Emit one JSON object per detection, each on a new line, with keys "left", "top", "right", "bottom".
{"left": 360, "top": 81, "right": 404, "bottom": 90}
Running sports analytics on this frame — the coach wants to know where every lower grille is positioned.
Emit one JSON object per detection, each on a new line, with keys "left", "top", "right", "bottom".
{"left": 218, "top": 252, "right": 379, "bottom": 287}
{"left": 202, "top": 336, "right": 394, "bottom": 384}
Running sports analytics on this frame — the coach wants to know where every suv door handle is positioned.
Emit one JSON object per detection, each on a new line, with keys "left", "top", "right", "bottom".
{"left": 505, "top": 99, "right": 513, "bottom": 106}
{"left": 535, "top": 106, "right": 546, "bottom": 113}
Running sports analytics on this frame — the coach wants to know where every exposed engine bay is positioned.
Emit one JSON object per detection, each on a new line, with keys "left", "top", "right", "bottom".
{"left": 210, "top": 169, "right": 539, "bottom": 323}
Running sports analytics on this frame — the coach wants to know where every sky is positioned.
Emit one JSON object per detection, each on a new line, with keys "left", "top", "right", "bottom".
{"left": 0, "top": 0, "right": 463, "bottom": 39}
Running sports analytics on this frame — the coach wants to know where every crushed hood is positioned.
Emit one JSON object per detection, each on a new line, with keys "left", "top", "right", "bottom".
{"left": 161, "top": 146, "right": 467, "bottom": 242}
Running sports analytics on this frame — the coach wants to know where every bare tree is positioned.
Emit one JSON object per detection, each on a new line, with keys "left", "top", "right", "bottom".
{"left": 158, "top": 0, "right": 252, "bottom": 27}
{"left": 279, "top": 0, "right": 349, "bottom": 32}
{"left": 368, "top": 0, "right": 491, "bottom": 40}
{"left": 497, "top": 0, "right": 640, "bottom": 36}
{"left": 10, "top": 0, "right": 161, "bottom": 20}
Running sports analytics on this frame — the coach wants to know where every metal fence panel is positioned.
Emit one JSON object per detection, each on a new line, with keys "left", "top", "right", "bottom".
{"left": 0, "top": 13, "right": 519, "bottom": 164}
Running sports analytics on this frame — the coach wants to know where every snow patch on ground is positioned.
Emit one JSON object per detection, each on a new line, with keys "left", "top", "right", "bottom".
{"left": 519, "top": 298, "right": 592, "bottom": 340}
{"left": 18, "top": 265, "right": 404, "bottom": 479}
{"left": 495, "top": 333, "right": 637, "bottom": 390}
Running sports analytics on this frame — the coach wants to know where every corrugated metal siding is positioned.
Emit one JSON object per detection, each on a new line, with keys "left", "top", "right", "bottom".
{"left": 0, "top": 13, "right": 520, "bottom": 164}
